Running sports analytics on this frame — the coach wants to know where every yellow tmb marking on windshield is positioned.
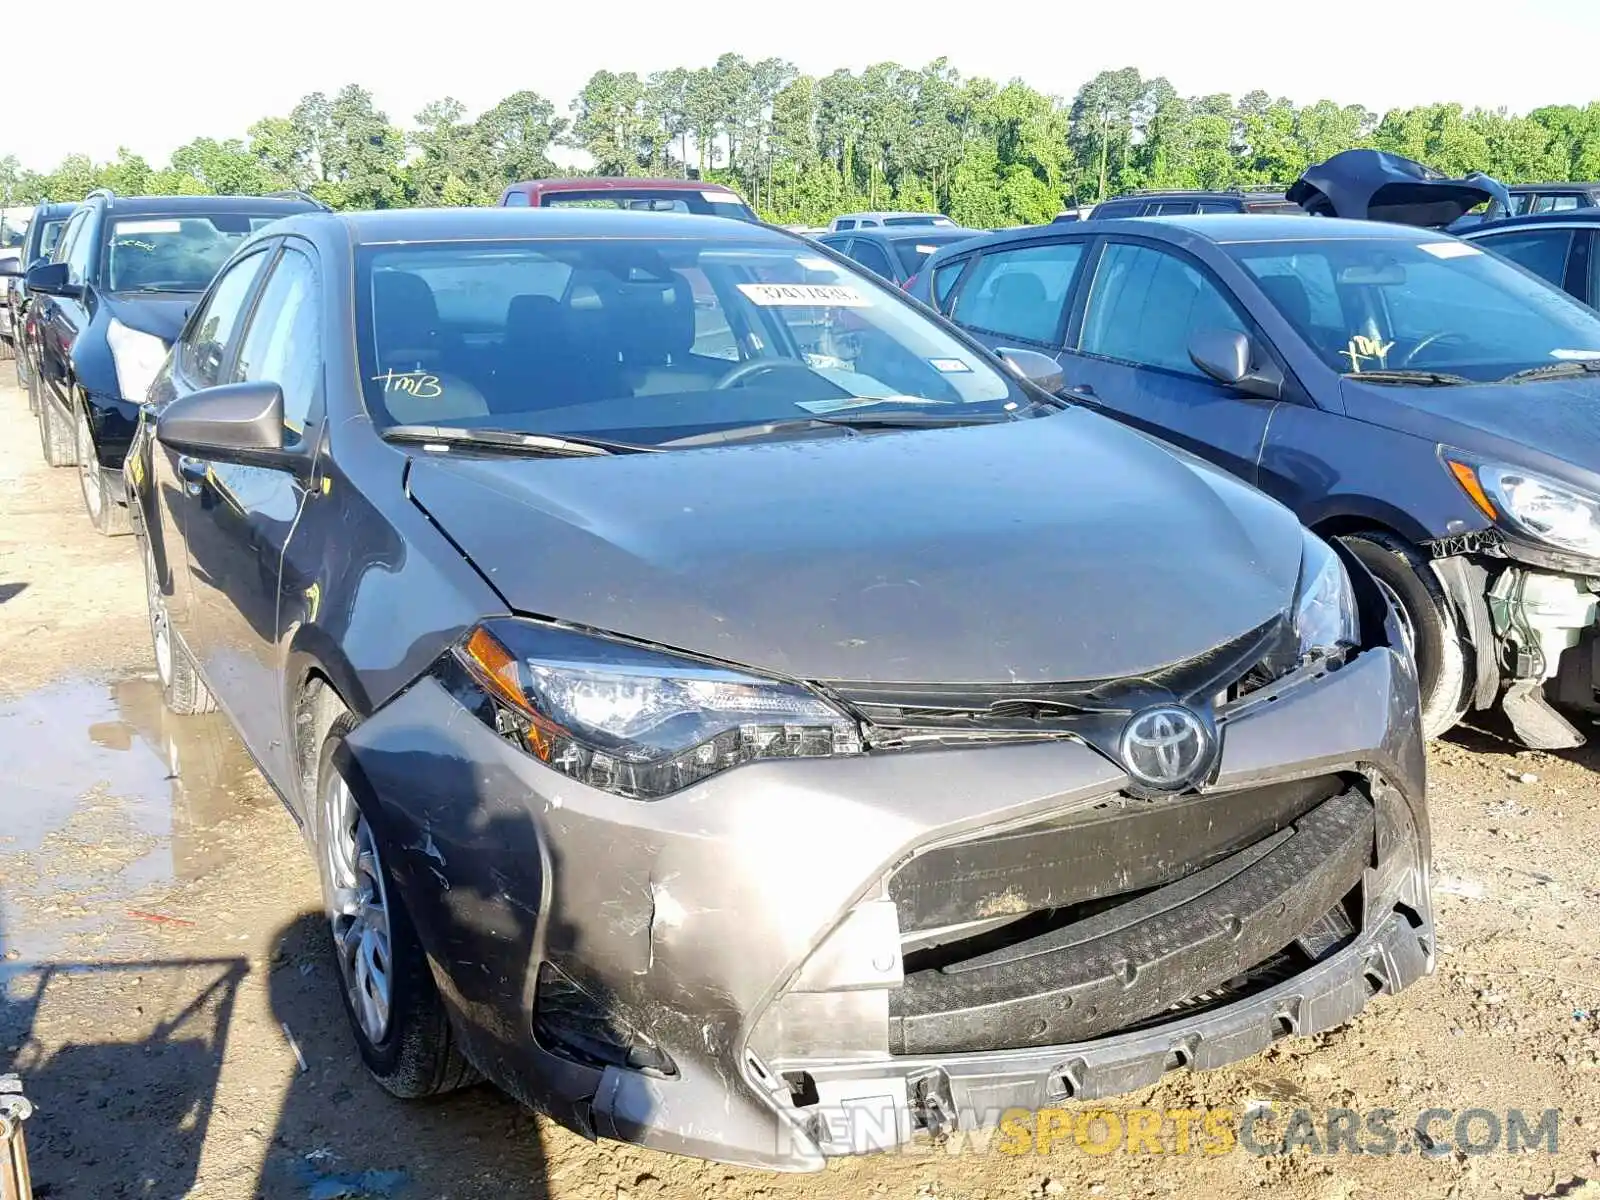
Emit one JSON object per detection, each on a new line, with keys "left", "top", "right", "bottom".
{"left": 372, "top": 369, "right": 443, "bottom": 399}
{"left": 1340, "top": 333, "right": 1395, "bottom": 373}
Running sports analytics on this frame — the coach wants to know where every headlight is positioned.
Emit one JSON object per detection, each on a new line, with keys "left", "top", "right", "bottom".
{"left": 1447, "top": 456, "right": 1600, "bottom": 559}
{"left": 1293, "top": 529, "right": 1360, "bottom": 659}
{"left": 452, "top": 620, "right": 863, "bottom": 799}
{"left": 106, "top": 319, "right": 170, "bottom": 403}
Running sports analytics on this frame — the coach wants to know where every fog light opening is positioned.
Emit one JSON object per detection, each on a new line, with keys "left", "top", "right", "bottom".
{"left": 531, "top": 962, "right": 678, "bottom": 1078}
{"left": 782, "top": 1070, "right": 820, "bottom": 1109}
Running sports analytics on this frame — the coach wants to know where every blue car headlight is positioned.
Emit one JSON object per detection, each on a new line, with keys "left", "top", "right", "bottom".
{"left": 451, "top": 619, "right": 863, "bottom": 799}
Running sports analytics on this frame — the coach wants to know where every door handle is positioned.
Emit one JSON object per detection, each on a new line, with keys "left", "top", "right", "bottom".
{"left": 178, "top": 456, "right": 207, "bottom": 487}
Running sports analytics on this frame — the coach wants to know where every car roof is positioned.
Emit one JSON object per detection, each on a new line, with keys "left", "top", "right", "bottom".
{"left": 35, "top": 202, "right": 78, "bottom": 219}
{"left": 921, "top": 213, "right": 1448, "bottom": 261}
{"left": 1463, "top": 209, "right": 1600, "bottom": 236}
{"left": 825, "top": 226, "right": 973, "bottom": 242}
{"left": 96, "top": 194, "right": 318, "bottom": 217}
{"left": 508, "top": 178, "right": 741, "bottom": 194}
{"left": 292, "top": 207, "right": 798, "bottom": 245}
{"left": 835, "top": 211, "right": 950, "bottom": 220}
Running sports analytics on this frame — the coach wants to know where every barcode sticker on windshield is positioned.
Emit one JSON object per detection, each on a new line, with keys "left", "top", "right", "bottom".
{"left": 1419, "top": 241, "right": 1481, "bottom": 259}
{"left": 929, "top": 358, "right": 973, "bottom": 373}
{"left": 737, "top": 283, "right": 871, "bottom": 307}
{"left": 1551, "top": 349, "right": 1600, "bottom": 360}
{"left": 115, "top": 220, "right": 181, "bottom": 235}
{"left": 703, "top": 191, "right": 742, "bottom": 204}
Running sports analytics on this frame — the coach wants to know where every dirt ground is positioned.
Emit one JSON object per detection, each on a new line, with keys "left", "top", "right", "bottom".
{"left": 4, "top": 372, "right": 1600, "bottom": 1200}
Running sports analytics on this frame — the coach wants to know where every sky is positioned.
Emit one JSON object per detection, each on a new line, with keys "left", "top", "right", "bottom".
{"left": 6, "top": 0, "right": 1599, "bottom": 173}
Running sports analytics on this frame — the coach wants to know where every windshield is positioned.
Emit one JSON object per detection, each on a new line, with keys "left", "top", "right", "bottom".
{"left": 354, "top": 236, "right": 1021, "bottom": 445}
{"left": 1227, "top": 237, "right": 1600, "bottom": 382}
{"left": 539, "top": 189, "right": 758, "bottom": 222}
{"left": 106, "top": 215, "right": 283, "bottom": 292}
{"left": 893, "top": 234, "right": 971, "bottom": 276}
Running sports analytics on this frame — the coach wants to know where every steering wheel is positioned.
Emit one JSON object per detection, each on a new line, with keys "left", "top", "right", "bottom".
{"left": 1398, "top": 330, "right": 1471, "bottom": 368}
{"left": 714, "top": 358, "right": 816, "bottom": 390}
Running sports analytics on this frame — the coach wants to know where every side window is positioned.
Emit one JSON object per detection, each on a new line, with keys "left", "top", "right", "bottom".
{"left": 1197, "top": 201, "right": 1235, "bottom": 214}
{"left": 232, "top": 246, "right": 321, "bottom": 437}
{"left": 1476, "top": 229, "right": 1575, "bottom": 290}
{"left": 1152, "top": 201, "right": 1198, "bottom": 215}
{"left": 502, "top": 191, "right": 531, "bottom": 207}
{"left": 932, "top": 256, "right": 971, "bottom": 313}
{"left": 178, "top": 249, "right": 272, "bottom": 388}
{"left": 1533, "top": 194, "right": 1581, "bottom": 214}
{"left": 50, "top": 212, "right": 84, "bottom": 266}
{"left": 1078, "top": 242, "right": 1249, "bottom": 376}
{"left": 1511, "top": 194, "right": 1535, "bottom": 216}
{"left": 949, "top": 241, "right": 1084, "bottom": 345}
{"left": 64, "top": 211, "right": 97, "bottom": 285}
{"left": 847, "top": 239, "right": 894, "bottom": 279}
{"left": 1093, "top": 200, "right": 1141, "bottom": 220}
{"left": 834, "top": 219, "right": 856, "bottom": 231}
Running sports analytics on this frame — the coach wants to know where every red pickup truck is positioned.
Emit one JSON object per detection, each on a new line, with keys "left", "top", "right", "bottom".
{"left": 497, "top": 178, "right": 759, "bottom": 221}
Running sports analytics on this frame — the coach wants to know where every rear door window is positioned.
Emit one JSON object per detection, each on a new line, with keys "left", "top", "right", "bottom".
{"left": 833, "top": 220, "right": 856, "bottom": 230}
{"left": 949, "top": 240, "right": 1085, "bottom": 346}
{"left": 1532, "top": 194, "right": 1582, "bottom": 214}
{"left": 1474, "top": 228, "right": 1576, "bottom": 290}
{"left": 1152, "top": 201, "right": 1198, "bottom": 215}
{"left": 847, "top": 238, "right": 895, "bottom": 280}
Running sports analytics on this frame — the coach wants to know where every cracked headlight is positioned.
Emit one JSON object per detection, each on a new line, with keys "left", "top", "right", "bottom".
{"left": 452, "top": 619, "right": 863, "bottom": 799}
{"left": 107, "top": 318, "right": 169, "bottom": 403}
{"left": 1447, "top": 456, "right": 1600, "bottom": 559}
{"left": 1252, "top": 531, "right": 1361, "bottom": 685}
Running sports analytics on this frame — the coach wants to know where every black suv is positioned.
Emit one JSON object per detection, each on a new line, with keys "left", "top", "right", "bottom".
{"left": 1089, "top": 188, "right": 1300, "bottom": 219}
{"left": 5, "top": 202, "right": 78, "bottom": 399}
{"left": 1450, "top": 182, "right": 1600, "bottom": 231}
{"left": 25, "top": 188, "right": 322, "bottom": 533}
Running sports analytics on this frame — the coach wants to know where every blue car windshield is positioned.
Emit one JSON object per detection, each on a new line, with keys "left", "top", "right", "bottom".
{"left": 1227, "top": 237, "right": 1600, "bottom": 383}
{"left": 353, "top": 237, "right": 1020, "bottom": 444}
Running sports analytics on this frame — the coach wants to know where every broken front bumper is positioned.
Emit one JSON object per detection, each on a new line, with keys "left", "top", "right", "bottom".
{"left": 344, "top": 637, "right": 1429, "bottom": 1172}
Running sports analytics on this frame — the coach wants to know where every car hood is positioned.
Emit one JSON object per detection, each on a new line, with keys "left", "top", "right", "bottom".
{"left": 1342, "top": 375, "right": 1600, "bottom": 492}
{"left": 104, "top": 291, "right": 198, "bottom": 344}
{"left": 403, "top": 410, "right": 1306, "bottom": 685}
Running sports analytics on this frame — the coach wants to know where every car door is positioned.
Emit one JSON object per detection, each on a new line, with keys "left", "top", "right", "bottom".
{"left": 1061, "top": 238, "right": 1275, "bottom": 485}
{"left": 1469, "top": 225, "right": 1589, "bottom": 302}
{"left": 944, "top": 237, "right": 1088, "bottom": 361}
{"left": 180, "top": 240, "right": 324, "bottom": 790}
{"left": 158, "top": 244, "right": 277, "bottom": 709}
{"left": 37, "top": 208, "right": 94, "bottom": 411}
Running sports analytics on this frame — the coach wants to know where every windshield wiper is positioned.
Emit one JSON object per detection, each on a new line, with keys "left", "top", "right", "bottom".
{"left": 1342, "top": 369, "right": 1473, "bottom": 387}
{"left": 1497, "top": 359, "right": 1600, "bottom": 385}
{"left": 382, "top": 425, "right": 656, "bottom": 457}
{"left": 659, "top": 411, "right": 1015, "bottom": 448}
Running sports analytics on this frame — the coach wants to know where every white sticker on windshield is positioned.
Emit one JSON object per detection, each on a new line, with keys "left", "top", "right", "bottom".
{"left": 1419, "top": 241, "right": 1482, "bottom": 259}
{"left": 1551, "top": 349, "right": 1600, "bottom": 360}
{"left": 929, "top": 357, "right": 973, "bottom": 373}
{"left": 795, "top": 395, "right": 935, "bottom": 414}
{"left": 796, "top": 256, "right": 837, "bottom": 272}
{"left": 737, "top": 282, "right": 870, "bottom": 307}
{"left": 915, "top": 245, "right": 940, "bottom": 254}
{"left": 703, "top": 191, "right": 741, "bottom": 204}
{"left": 115, "top": 219, "right": 181, "bottom": 235}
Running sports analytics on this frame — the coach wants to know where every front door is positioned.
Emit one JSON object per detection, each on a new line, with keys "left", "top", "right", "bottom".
{"left": 1061, "top": 239, "right": 1276, "bottom": 486}
{"left": 180, "top": 241, "right": 324, "bottom": 792}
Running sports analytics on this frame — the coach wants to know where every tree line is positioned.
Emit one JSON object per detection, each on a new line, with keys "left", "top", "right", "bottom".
{"left": 3, "top": 60, "right": 1599, "bottom": 227}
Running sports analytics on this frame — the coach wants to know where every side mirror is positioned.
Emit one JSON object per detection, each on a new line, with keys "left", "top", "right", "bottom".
{"left": 1188, "top": 328, "right": 1283, "bottom": 401}
{"left": 995, "top": 346, "right": 1066, "bottom": 395}
{"left": 0, "top": 252, "right": 20, "bottom": 278}
{"left": 24, "top": 261, "right": 78, "bottom": 297}
{"left": 156, "top": 381, "right": 286, "bottom": 463}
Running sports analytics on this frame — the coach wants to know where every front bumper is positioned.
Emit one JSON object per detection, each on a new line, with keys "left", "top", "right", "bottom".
{"left": 345, "top": 633, "right": 1429, "bottom": 1171}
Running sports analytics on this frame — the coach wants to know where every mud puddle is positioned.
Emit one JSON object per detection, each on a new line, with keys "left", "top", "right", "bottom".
{"left": 0, "top": 673, "right": 269, "bottom": 980}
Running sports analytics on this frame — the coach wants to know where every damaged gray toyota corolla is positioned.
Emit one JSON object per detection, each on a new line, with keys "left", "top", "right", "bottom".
{"left": 125, "top": 208, "right": 1432, "bottom": 1171}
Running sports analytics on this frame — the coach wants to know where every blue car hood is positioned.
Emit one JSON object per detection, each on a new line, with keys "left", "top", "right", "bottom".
{"left": 104, "top": 291, "right": 196, "bottom": 345}
{"left": 403, "top": 408, "right": 1306, "bottom": 685}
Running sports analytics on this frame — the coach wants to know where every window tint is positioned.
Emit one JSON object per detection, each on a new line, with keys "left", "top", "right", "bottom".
{"left": 1476, "top": 229, "right": 1574, "bottom": 289}
{"left": 932, "top": 257, "right": 970, "bottom": 313}
{"left": 833, "top": 220, "right": 856, "bottom": 230}
{"left": 64, "top": 211, "right": 96, "bottom": 284}
{"left": 179, "top": 249, "right": 271, "bottom": 388}
{"left": 848, "top": 239, "right": 895, "bottom": 279}
{"left": 232, "top": 246, "right": 320, "bottom": 435}
{"left": 949, "top": 241, "right": 1084, "bottom": 345}
{"left": 1094, "top": 201, "right": 1141, "bottom": 219}
{"left": 1078, "top": 242, "right": 1247, "bottom": 375}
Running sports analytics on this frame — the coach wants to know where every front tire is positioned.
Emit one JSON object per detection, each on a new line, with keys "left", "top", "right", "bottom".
{"left": 313, "top": 707, "right": 478, "bottom": 1099}
{"left": 1340, "top": 531, "right": 1469, "bottom": 738}
{"left": 76, "top": 407, "right": 131, "bottom": 536}
{"left": 141, "top": 533, "right": 215, "bottom": 715}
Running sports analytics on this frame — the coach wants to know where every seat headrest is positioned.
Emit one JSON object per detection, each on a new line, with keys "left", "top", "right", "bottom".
{"left": 374, "top": 271, "right": 441, "bottom": 360}
{"left": 612, "top": 274, "right": 696, "bottom": 364}
{"left": 1255, "top": 273, "right": 1312, "bottom": 330}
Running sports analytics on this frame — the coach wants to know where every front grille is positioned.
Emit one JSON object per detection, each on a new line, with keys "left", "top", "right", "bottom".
{"left": 887, "top": 786, "right": 1374, "bottom": 1055}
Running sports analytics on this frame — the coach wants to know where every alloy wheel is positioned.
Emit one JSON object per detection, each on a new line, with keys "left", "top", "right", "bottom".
{"left": 322, "top": 771, "right": 394, "bottom": 1045}
{"left": 77, "top": 412, "right": 102, "bottom": 521}
{"left": 145, "top": 541, "right": 173, "bottom": 687}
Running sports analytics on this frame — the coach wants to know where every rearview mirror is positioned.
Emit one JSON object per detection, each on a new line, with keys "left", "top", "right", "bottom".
{"left": 0, "top": 252, "right": 20, "bottom": 278}
{"left": 24, "top": 261, "right": 77, "bottom": 297}
{"left": 1188, "top": 329, "right": 1284, "bottom": 401}
{"left": 995, "top": 347, "right": 1066, "bottom": 394}
{"left": 156, "top": 381, "right": 287, "bottom": 463}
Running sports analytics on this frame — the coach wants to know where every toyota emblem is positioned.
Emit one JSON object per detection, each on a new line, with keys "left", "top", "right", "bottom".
{"left": 1119, "top": 705, "right": 1212, "bottom": 790}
